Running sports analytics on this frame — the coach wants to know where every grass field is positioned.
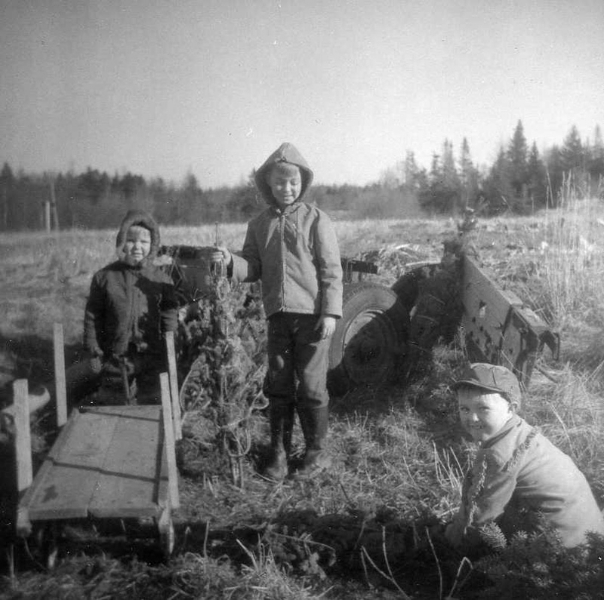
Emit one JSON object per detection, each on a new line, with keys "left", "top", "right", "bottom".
{"left": 1, "top": 197, "right": 604, "bottom": 599}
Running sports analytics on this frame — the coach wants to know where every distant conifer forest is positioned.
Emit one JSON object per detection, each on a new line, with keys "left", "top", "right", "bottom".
{"left": 1, "top": 122, "right": 602, "bottom": 231}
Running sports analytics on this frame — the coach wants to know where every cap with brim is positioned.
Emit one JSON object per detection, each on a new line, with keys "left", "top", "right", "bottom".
{"left": 453, "top": 362, "right": 521, "bottom": 404}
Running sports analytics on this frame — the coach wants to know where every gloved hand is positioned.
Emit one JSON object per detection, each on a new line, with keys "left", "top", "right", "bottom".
{"left": 214, "top": 246, "right": 232, "bottom": 266}
{"left": 86, "top": 348, "right": 104, "bottom": 373}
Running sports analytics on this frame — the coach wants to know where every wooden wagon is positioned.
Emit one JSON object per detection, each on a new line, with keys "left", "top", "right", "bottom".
{"left": 12, "top": 325, "right": 182, "bottom": 565}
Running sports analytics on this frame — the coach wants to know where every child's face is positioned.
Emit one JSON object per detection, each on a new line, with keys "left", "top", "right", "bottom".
{"left": 457, "top": 387, "right": 515, "bottom": 443}
{"left": 123, "top": 225, "right": 151, "bottom": 265}
{"left": 266, "top": 165, "right": 302, "bottom": 209}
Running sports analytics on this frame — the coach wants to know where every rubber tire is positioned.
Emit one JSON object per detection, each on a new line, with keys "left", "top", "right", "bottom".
{"left": 328, "top": 282, "right": 409, "bottom": 396}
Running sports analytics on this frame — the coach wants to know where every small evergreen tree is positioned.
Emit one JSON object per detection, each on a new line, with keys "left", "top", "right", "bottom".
{"left": 544, "top": 145, "right": 564, "bottom": 207}
{"left": 459, "top": 138, "right": 480, "bottom": 210}
{"left": 404, "top": 150, "right": 420, "bottom": 190}
{"left": 227, "top": 171, "right": 261, "bottom": 222}
{"left": 526, "top": 143, "right": 547, "bottom": 210}
{"left": 417, "top": 143, "right": 462, "bottom": 214}
{"left": 561, "top": 124, "right": 584, "bottom": 173}
{"left": 0, "top": 162, "right": 15, "bottom": 231}
{"left": 507, "top": 120, "right": 528, "bottom": 198}
{"left": 482, "top": 147, "right": 515, "bottom": 214}
{"left": 587, "top": 125, "right": 604, "bottom": 191}
{"left": 77, "top": 168, "right": 111, "bottom": 205}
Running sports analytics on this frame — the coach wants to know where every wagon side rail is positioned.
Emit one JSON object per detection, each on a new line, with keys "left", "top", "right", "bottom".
{"left": 460, "top": 256, "right": 560, "bottom": 388}
{"left": 14, "top": 323, "right": 71, "bottom": 535}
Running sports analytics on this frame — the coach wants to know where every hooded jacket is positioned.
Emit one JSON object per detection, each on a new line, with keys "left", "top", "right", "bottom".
{"left": 231, "top": 143, "right": 343, "bottom": 319}
{"left": 84, "top": 210, "right": 178, "bottom": 358}
{"left": 448, "top": 414, "right": 604, "bottom": 548}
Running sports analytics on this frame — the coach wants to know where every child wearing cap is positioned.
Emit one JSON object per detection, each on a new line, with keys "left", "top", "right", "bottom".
{"left": 218, "top": 143, "right": 343, "bottom": 481}
{"left": 78, "top": 209, "right": 178, "bottom": 405}
{"left": 446, "top": 362, "right": 604, "bottom": 549}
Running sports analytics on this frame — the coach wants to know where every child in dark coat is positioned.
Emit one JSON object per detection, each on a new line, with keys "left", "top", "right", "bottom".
{"left": 81, "top": 209, "right": 178, "bottom": 404}
{"left": 446, "top": 363, "right": 604, "bottom": 550}
{"left": 218, "top": 143, "right": 343, "bottom": 481}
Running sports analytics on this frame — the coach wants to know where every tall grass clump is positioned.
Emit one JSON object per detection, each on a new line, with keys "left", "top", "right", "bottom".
{"left": 527, "top": 363, "right": 604, "bottom": 499}
{"left": 539, "top": 183, "right": 604, "bottom": 328}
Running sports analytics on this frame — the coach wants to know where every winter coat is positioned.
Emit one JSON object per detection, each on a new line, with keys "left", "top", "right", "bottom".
{"left": 448, "top": 414, "right": 604, "bottom": 548}
{"left": 231, "top": 143, "right": 343, "bottom": 319}
{"left": 84, "top": 210, "right": 178, "bottom": 358}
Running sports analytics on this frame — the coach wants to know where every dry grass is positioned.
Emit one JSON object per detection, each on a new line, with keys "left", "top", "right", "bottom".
{"left": 539, "top": 201, "right": 604, "bottom": 327}
{"left": 1, "top": 200, "right": 604, "bottom": 599}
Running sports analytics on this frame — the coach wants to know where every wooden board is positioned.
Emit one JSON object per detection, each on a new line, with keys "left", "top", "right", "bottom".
{"left": 22, "top": 405, "right": 168, "bottom": 523}
{"left": 88, "top": 406, "right": 167, "bottom": 518}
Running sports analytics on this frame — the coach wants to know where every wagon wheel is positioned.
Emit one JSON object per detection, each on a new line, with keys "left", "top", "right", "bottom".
{"left": 328, "top": 282, "right": 409, "bottom": 396}
{"left": 158, "top": 510, "right": 175, "bottom": 559}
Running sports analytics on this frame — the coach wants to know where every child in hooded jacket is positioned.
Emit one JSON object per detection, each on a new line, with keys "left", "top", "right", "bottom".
{"left": 80, "top": 209, "right": 178, "bottom": 405}
{"left": 446, "top": 362, "right": 604, "bottom": 551}
{"left": 219, "top": 142, "right": 343, "bottom": 481}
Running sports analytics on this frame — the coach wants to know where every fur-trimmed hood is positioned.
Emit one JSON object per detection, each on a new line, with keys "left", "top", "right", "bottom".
{"left": 254, "top": 143, "right": 314, "bottom": 206}
{"left": 115, "top": 210, "right": 161, "bottom": 261}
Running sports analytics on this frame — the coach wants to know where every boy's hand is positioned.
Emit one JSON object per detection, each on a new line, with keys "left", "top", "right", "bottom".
{"left": 90, "top": 355, "right": 104, "bottom": 373}
{"left": 215, "top": 246, "right": 232, "bottom": 266}
{"left": 86, "top": 348, "right": 104, "bottom": 373}
{"left": 317, "top": 315, "right": 337, "bottom": 339}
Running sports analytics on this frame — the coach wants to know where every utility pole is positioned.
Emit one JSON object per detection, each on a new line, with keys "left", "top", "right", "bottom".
{"left": 1, "top": 184, "right": 7, "bottom": 231}
{"left": 49, "top": 177, "right": 60, "bottom": 231}
{"left": 43, "top": 173, "right": 60, "bottom": 231}
{"left": 44, "top": 199, "right": 51, "bottom": 232}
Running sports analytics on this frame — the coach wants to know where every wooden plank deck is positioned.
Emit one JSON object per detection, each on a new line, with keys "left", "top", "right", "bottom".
{"left": 22, "top": 405, "right": 168, "bottom": 522}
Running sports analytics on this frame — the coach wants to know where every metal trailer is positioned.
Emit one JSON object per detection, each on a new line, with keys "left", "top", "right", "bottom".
{"left": 13, "top": 325, "right": 182, "bottom": 567}
{"left": 459, "top": 256, "right": 559, "bottom": 387}
{"left": 160, "top": 245, "right": 559, "bottom": 395}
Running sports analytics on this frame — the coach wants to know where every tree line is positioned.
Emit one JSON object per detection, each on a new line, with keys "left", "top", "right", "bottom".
{"left": 382, "top": 122, "right": 604, "bottom": 216}
{"left": 1, "top": 121, "right": 603, "bottom": 232}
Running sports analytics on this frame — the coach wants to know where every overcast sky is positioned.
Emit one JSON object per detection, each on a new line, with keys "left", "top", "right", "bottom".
{"left": 1, "top": 0, "right": 603, "bottom": 187}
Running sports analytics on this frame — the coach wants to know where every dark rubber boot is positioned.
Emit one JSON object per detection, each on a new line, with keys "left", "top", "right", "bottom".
{"left": 263, "top": 447, "right": 287, "bottom": 482}
{"left": 263, "top": 405, "right": 293, "bottom": 482}
{"left": 295, "top": 406, "right": 331, "bottom": 478}
{"left": 282, "top": 403, "right": 295, "bottom": 456}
